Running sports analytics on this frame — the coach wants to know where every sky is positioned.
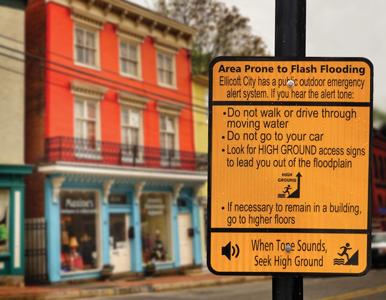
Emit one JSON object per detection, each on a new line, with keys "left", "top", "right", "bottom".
{"left": 129, "top": 0, "right": 386, "bottom": 113}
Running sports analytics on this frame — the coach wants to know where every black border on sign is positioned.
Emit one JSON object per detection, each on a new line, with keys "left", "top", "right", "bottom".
{"left": 207, "top": 57, "right": 373, "bottom": 277}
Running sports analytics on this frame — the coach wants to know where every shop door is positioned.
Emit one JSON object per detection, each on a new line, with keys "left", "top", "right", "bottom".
{"left": 109, "top": 214, "right": 131, "bottom": 273}
{"left": 178, "top": 213, "right": 193, "bottom": 266}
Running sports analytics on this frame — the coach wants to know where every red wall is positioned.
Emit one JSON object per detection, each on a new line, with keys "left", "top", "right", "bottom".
{"left": 45, "top": 3, "right": 195, "bottom": 152}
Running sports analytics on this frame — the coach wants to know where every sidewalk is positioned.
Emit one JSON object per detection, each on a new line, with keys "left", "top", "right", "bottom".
{"left": 0, "top": 269, "right": 269, "bottom": 300}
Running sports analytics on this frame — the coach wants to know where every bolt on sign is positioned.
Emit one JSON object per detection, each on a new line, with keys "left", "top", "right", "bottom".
{"left": 208, "top": 58, "right": 373, "bottom": 275}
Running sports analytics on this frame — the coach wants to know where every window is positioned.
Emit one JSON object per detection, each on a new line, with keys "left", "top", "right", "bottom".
{"left": 204, "top": 88, "right": 209, "bottom": 123}
{"left": 157, "top": 52, "right": 174, "bottom": 87}
{"left": 160, "top": 115, "right": 179, "bottom": 166}
{"left": 74, "top": 98, "right": 100, "bottom": 158}
{"left": 121, "top": 107, "right": 144, "bottom": 163}
{"left": 120, "top": 41, "right": 140, "bottom": 78}
{"left": 75, "top": 26, "right": 98, "bottom": 67}
{"left": 140, "top": 193, "right": 172, "bottom": 264}
{"left": 0, "top": 190, "right": 9, "bottom": 253}
{"left": 60, "top": 191, "right": 100, "bottom": 273}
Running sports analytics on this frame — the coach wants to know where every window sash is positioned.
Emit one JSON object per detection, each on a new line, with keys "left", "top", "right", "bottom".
{"left": 120, "top": 41, "right": 138, "bottom": 76}
{"left": 157, "top": 53, "right": 174, "bottom": 86}
{"left": 160, "top": 115, "right": 178, "bottom": 163}
{"left": 75, "top": 27, "right": 97, "bottom": 66}
{"left": 121, "top": 107, "right": 143, "bottom": 163}
{"left": 75, "top": 100, "right": 98, "bottom": 150}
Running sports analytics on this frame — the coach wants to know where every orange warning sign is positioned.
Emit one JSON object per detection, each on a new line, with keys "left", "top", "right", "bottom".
{"left": 208, "top": 58, "right": 373, "bottom": 275}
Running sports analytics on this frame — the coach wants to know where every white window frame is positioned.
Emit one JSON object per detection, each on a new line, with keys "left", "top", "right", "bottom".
{"left": 159, "top": 114, "right": 180, "bottom": 167}
{"left": 140, "top": 192, "right": 174, "bottom": 265}
{"left": 118, "top": 91, "right": 149, "bottom": 164}
{"left": 74, "top": 24, "right": 100, "bottom": 70}
{"left": 204, "top": 88, "right": 209, "bottom": 124}
{"left": 74, "top": 97, "right": 102, "bottom": 160}
{"left": 119, "top": 39, "right": 142, "bottom": 80}
{"left": 120, "top": 106, "right": 144, "bottom": 164}
{"left": 71, "top": 81, "right": 107, "bottom": 160}
{"left": 60, "top": 190, "right": 103, "bottom": 277}
{"left": 156, "top": 51, "right": 176, "bottom": 88}
{"left": 157, "top": 102, "right": 183, "bottom": 167}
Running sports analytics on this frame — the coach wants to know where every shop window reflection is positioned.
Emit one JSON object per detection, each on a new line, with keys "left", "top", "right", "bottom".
{"left": 60, "top": 191, "right": 98, "bottom": 273}
{"left": 140, "top": 193, "right": 172, "bottom": 264}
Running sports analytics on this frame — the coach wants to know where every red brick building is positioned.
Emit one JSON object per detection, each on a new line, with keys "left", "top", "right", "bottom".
{"left": 25, "top": 0, "right": 206, "bottom": 283}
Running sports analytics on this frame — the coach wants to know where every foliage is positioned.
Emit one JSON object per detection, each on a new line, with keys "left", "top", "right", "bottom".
{"left": 374, "top": 108, "right": 386, "bottom": 123}
{"left": 154, "top": 0, "right": 267, "bottom": 75}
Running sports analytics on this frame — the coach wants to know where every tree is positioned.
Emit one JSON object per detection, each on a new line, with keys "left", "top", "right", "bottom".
{"left": 155, "top": 0, "right": 267, "bottom": 75}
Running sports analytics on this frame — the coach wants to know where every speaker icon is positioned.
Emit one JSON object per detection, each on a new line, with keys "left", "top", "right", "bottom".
{"left": 221, "top": 241, "right": 240, "bottom": 260}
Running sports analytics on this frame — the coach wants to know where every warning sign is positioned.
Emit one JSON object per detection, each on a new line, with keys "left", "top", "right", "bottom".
{"left": 207, "top": 58, "right": 373, "bottom": 275}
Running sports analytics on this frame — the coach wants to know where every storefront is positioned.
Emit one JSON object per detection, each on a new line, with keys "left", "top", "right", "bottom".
{"left": 42, "top": 168, "right": 206, "bottom": 283}
{"left": 0, "top": 165, "right": 33, "bottom": 283}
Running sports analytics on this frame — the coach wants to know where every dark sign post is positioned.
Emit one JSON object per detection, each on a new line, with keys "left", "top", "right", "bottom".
{"left": 274, "top": 1, "right": 306, "bottom": 299}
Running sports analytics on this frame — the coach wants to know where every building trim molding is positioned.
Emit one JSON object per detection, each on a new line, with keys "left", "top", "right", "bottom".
{"left": 70, "top": 80, "right": 108, "bottom": 101}
{"left": 38, "top": 162, "right": 208, "bottom": 182}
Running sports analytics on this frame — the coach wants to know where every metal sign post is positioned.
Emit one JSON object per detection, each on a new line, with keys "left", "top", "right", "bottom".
{"left": 274, "top": 1, "right": 306, "bottom": 299}
{"left": 207, "top": 1, "right": 372, "bottom": 300}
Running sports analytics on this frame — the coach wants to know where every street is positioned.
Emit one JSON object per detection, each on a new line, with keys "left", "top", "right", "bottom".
{"left": 92, "top": 267, "right": 386, "bottom": 300}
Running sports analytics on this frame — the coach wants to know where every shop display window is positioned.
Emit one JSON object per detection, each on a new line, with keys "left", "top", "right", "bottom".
{"left": 140, "top": 193, "right": 172, "bottom": 263}
{"left": 0, "top": 190, "right": 9, "bottom": 253}
{"left": 60, "top": 191, "right": 99, "bottom": 273}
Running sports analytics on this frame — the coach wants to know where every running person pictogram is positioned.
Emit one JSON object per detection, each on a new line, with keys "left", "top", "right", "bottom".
{"left": 337, "top": 243, "right": 352, "bottom": 261}
{"left": 283, "top": 185, "right": 292, "bottom": 197}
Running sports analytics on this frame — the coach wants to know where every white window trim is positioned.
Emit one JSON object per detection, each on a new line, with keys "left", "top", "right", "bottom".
{"left": 74, "top": 98, "right": 102, "bottom": 160}
{"left": 71, "top": 81, "right": 107, "bottom": 160}
{"left": 120, "top": 106, "right": 144, "bottom": 164}
{"left": 159, "top": 114, "right": 180, "bottom": 167}
{"left": 73, "top": 24, "right": 101, "bottom": 70}
{"left": 118, "top": 39, "right": 142, "bottom": 80}
{"left": 118, "top": 91, "right": 149, "bottom": 164}
{"left": 60, "top": 190, "right": 103, "bottom": 277}
{"left": 156, "top": 51, "right": 177, "bottom": 89}
{"left": 204, "top": 88, "right": 209, "bottom": 124}
{"left": 140, "top": 192, "right": 174, "bottom": 264}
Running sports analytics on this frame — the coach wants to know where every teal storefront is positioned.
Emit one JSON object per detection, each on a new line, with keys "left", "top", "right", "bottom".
{"left": 0, "top": 165, "right": 33, "bottom": 281}
{"left": 42, "top": 170, "right": 205, "bottom": 283}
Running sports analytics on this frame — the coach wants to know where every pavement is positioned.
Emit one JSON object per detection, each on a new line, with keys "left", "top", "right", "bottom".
{"left": 0, "top": 268, "right": 269, "bottom": 300}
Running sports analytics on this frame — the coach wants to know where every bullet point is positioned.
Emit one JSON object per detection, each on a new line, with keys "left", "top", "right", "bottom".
{"left": 222, "top": 149, "right": 225, "bottom": 152}
{"left": 223, "top": 112, "right": 226, "bottom": 115}
{"left": 222, "top": 207, "right": 224, "bottom": 210}
{"left": 222, "top": 136, "right": 225, "bottom": 139}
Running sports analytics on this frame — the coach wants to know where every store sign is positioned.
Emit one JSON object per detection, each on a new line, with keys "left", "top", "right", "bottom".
{"left": 108, "top": 194, "right": 127, "bottom": 205}
{"left": 61, "top": 191, "right": 96, "bottom": 214}
{"left": 145, "top": 198, "right": 165, "bottom": 216}
{"left": 208, "top": 58, "right": 373, "bottom": 275}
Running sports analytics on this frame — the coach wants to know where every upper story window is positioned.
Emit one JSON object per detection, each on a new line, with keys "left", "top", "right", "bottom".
{"left": 116, "top": 24, "right": 145, "bottom": 80}
{"left": 118, "top": 91, "right": 149, "bottom": 164}
{"left": 120, "top": 41, "right": 140, "bottom": 78}
{"left": 154, "top": 37, "right": 179, "bottom": 88}
{"left": 71, "top": 81, "right": 108, "bottom": 158}
{"left": 157, "top": 102, "right": 184, "bottom": 167}
{"left": 71, "top": 6, "right": 105, "bottom": 69}
{"left": 75, "top": 26, "right": 98, "bottom": 67}
{"left": 75, "top": 99, "right": 98, "bottom": 146}
{"left": 157, "top": 52, "right": 174, "bottom": 87}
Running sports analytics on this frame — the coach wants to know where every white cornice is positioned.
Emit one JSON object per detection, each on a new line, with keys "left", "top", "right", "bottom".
{"left": 116, "top": 23, "right": 146, "bottom": 44}
{"left": 38, "top": 162, "right": 207, "bottom": 182}
{"left": 70, "top": 80, "right": 108, "bottom": 101}
{"left": 157, "top": 101, "right": 184, "bottom": 117}
{"left": 71, "top": 6, "right": 106, "bottom": 29}
{"left": 118, "top": 91, "right": 149, "bottom": 109}
{"left": 48, "top": 0, "right": 196, "bottom": 49}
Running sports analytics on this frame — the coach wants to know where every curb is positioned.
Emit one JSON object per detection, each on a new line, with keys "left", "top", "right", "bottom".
{"left": 0, "top": 276, "right": 269, "bottom": 300}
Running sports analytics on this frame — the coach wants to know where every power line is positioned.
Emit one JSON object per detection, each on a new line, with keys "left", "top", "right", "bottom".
{"left": 0, "top": 54, "right": 210, "bottom": 127}
{"left": 0, "top": 32, "right": 210, "bottom": 107}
